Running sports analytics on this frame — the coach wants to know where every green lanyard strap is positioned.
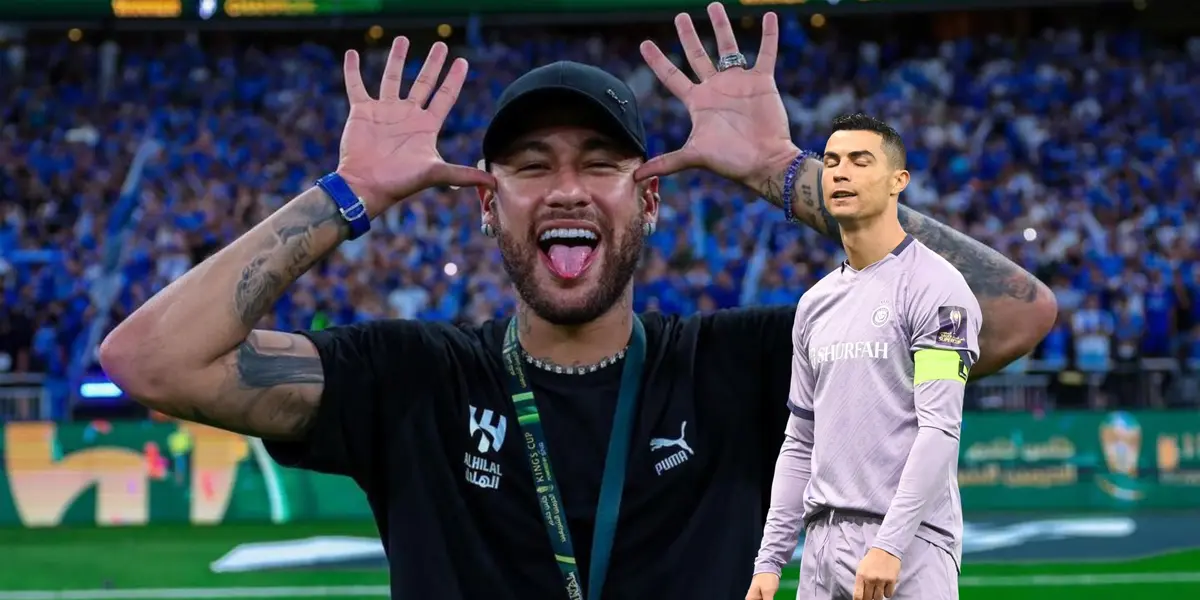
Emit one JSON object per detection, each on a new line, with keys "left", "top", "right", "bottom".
{"left": 500, "top": 316, "right": 647, "bottom": 600}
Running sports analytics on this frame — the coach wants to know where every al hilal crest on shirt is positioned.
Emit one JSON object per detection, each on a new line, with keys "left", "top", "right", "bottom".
{"left": 466, "top": 404, "right": 507, "bottom": 490}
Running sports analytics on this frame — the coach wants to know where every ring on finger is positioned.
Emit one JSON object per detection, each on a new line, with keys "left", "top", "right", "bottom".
{"left": 716, "top": 52, "right": 748, "bottom": 72}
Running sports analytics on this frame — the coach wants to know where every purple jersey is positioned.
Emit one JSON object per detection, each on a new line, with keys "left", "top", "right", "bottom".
{"left": 755, "top": 235, "right": 981, "bottom": 576}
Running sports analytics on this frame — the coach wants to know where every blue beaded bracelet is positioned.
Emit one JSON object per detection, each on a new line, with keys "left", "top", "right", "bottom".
{"left": 780, "top": 150, "right": 814, "bottom": 224}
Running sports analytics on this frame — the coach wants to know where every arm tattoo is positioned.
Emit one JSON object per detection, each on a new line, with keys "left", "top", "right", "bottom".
{"left": 234, "top": 255, "right": 283, "bottom": 327}
{"left": 517, "top": 303, "right": 533, "bottom": 335}
{"left": 181, "top": 332, "right": 324, "bottom": 439}
{"left": 799, "top": 183, "right": 816, "bottom": 212}
{"left": 759, "top": 158, "right": 838, "bottom": 238}
{"left": 233, "top": 194, "right": 346, "bottom": 327}
{"left": 236, "top": 332, "right": 324, "bottom": 387}
{"left": 755, "top": 155, "right": 1049, "bottom": 371}
{"left": 759, "top": 161, "right": 817, "bottom": 211}
{"left": 759, "top": 157, "right": 1039, "bottom": 305}
{"left": 760, "top": 173, "right": 786, "bottom": 209}
{"left": 896, "top": 207, "right": 1040, "bottom": 304}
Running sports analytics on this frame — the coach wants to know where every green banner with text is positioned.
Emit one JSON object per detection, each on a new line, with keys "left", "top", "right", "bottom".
{"left": 3, "top": 411, "right": 1200, "bottom": 528}
{"left": 959, "top": 411, "right": 1200, "bottom": 510}
{"left": 0, "top": 420, "right": 370, "bottom": 528}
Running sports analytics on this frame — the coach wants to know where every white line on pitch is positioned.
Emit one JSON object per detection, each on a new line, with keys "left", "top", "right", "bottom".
{"left": 960, "top": 572, "right": 1200, "bottom": 586}
{"left": 0, "top": 587, "right": 389, "bottom": 600}
{"left": 5, "top": 573, "right": 1200, "bottom": 600}
{"left": 777, "top": 571, "right": 1200, "bottom": 589}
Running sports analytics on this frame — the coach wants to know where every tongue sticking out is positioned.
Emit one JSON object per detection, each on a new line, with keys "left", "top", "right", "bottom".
{"left": 547, "top": 244, "right": 595, "bottom": 279}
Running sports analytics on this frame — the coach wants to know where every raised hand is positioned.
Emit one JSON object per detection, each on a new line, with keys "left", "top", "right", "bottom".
{"left": 636, "top": 3, "right": 798, "bottom": 187}
{"left": 336, "top": 37, "right": 494, "bottom": 216}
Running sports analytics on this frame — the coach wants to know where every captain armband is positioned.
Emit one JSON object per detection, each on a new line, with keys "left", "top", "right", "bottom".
{"left": 913, "top": 348, "right": 970, "bottom": 385}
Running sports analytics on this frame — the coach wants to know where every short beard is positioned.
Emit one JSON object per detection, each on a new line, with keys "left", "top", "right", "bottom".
{"left": 498, "top": 218, "right": 644, "bottom": 327}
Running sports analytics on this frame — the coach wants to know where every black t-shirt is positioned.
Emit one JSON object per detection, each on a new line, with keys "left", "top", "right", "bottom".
{"left": 265, "top": 307, "right": 795, "bottom": 600}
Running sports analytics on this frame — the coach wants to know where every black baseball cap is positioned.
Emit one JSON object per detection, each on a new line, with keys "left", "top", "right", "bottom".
{"left": 481, "top": 61, "right": 648, "bottom": 164}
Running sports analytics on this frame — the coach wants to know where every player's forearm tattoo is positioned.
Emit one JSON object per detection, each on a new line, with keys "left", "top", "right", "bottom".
{"left": 233, "top": 192, "right": 347, "bottom": 327}
{"left": 235, "top": 332, "right": 324, "bottom": 387}
{"left": 201, "top": 190, "right": 340, "bottom": 439}
{"left": 178, "top": 385, "right": 317, "bottom": 439}
{"left": 759, "top": 158, "right": 839, "bottom": 238}
{"left": 895, "top": 208, "right": 1041, "bottom": 304}
{"left": 178, "top": 332, "right": 323, "bottom": 439}
{"left": 760, "top": 158, "right": 1040, "bottom": 305}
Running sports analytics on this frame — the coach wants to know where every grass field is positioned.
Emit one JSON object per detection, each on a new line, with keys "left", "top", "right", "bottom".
{"left": 2, "top": 521, "right": 1199, "bottom": 600}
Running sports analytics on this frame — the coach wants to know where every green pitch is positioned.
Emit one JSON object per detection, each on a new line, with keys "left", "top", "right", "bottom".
{"left": 2, "top": 522, "right": 1199, "bottom": 600}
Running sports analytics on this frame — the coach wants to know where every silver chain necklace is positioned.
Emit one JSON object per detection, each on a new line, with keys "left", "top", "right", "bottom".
{"left": 520, "top": 346, "right": 629, "bottom": 375}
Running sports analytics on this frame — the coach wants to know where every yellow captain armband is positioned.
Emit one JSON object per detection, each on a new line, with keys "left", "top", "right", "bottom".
{"left": 913, "top": 349, "right": 969, "bottom": 385}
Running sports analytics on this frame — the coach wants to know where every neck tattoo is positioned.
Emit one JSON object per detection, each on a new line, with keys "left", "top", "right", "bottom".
{"left": 520, "top": 345, "right": 629, "bottom": 375}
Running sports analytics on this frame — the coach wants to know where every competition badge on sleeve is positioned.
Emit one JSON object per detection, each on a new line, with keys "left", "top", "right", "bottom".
{"left": 935, "top": 306, "right": 969, "bottom": 348}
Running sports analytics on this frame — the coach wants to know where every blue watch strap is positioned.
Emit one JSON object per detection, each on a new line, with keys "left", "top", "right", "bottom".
{"left": 314, "top": 172, "right": 371, "bottom": 240}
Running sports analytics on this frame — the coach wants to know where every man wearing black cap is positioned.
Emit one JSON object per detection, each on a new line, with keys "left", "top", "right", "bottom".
{"left": 478, "top": 59, "right": 654, "bottom": 338}
{"left": 101, "top": 4, "right": 1055, "bottom": 599}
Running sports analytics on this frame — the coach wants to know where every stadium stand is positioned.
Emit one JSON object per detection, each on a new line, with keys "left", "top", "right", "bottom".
{"left": 1, "top": 15, "right": 1199, "bottom": 422}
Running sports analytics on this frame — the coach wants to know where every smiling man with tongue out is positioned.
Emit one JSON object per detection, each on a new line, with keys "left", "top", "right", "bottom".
{"left": 101, "top": 5, "right": 1056, "bottom": 600}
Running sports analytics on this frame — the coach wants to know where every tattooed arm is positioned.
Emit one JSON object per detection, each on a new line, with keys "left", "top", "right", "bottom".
{"left": 98, "top": 188, "right": 347, "bottom": 440}
{"left": 753, "top": 155, "right": 1057, "bottom": 377}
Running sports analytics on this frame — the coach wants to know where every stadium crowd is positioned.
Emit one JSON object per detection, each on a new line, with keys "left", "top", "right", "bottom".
{"left": 2, "top": 17, "right": 1200, "bottom": 417}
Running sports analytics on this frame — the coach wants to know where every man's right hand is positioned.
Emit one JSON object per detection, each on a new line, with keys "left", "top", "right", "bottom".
{"left": 336, "top": 37, "right": 495, "bottom": 216}
{"left": 746, "top": 572, "right": 782, "bottom": 600}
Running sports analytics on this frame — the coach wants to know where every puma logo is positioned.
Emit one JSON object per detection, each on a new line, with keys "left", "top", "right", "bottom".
{"left": 650, "top": 421, "right": 694, "bottom": 455}
{"left": 606, "top": 88, "right": 628, "bottom": 113}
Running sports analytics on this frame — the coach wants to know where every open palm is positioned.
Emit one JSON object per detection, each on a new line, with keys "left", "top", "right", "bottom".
{"left": 336, "top": 38, "right": 493, "bottom": 216}
{"left": 636, "top": 3, "right": 796, "bottom": 187}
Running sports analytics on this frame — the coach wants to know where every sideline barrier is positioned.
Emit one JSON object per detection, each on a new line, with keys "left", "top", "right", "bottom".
{"left": 2, "top": 411, "right": 1199, "bottom": 527}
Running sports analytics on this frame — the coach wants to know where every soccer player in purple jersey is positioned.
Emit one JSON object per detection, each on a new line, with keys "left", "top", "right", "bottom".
{"left": 747, "top": 114, "right": 979, "bottom": 600}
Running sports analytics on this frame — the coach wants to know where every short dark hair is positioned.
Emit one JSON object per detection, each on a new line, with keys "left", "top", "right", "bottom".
{"left": 830, "top": 113, "right": 906, "bottom": 169}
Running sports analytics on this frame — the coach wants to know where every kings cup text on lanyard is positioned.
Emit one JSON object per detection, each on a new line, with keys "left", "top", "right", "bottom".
{"left": 500, "top": 316, "right": 647, "bottom": 600}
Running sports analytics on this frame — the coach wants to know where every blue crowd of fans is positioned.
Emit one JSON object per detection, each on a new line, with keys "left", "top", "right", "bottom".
{"left": 2, "top": 18, "right": 1199, "bottom": 416}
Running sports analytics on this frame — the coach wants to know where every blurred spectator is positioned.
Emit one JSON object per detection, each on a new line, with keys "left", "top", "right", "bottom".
{"left": 0, "top": 306, "right": 33, "bottom": 374}
{"left": 1072, "top": 295, "right": 1114, "bottom": 372}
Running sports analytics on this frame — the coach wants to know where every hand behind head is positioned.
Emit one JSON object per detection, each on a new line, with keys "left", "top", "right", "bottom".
{"left": 336, "top": 37, "right": 494, "bottom": 215}
{"left": 634, "top": 4, "right": 793, "bottom": 185}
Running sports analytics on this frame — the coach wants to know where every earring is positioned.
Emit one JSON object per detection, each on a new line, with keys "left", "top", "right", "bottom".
{"left": 643, "top": 222, "right": 656, "bottom": 237}
{"left": 481, "top": 223, "right": 496, "bottom": 238}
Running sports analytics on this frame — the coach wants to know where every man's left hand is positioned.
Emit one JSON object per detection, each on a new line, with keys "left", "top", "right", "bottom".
{"left": 854, "top": 547, "right": 902, "bottom": 600}
{"left": 636, "top": 2, "right": 798, "bottom": 187}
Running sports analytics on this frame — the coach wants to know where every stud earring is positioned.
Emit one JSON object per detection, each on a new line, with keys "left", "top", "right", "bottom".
{"left": 643, "top": 222, "right": 656, "bottom": 237}
{"left": 481, "top": 223, "right": 496, "bottom": 238}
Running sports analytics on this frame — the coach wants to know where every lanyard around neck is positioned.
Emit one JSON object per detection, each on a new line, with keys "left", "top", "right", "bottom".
{"left": 500, "top": 316, "right": 647, "bottom": 600}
